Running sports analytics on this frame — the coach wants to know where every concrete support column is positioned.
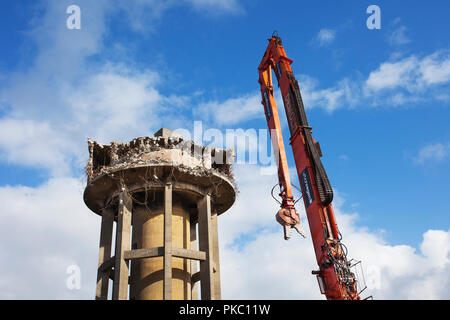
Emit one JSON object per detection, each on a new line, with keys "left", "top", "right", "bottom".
{"left": 198, "top": 194, "right": 215, "bottom": 300}
{"left": 112, "top": 189, "right": 132, "bottom": 300}
{"left": 129, "top": 209, "right": 141, "bottom": 300}
{"left": 163, "top": 183, "right": 173, "bottom": 300}
{"left": 190, "top": 215, "right": 199, "bottom": 300}
{"left": 96, "top": 207, "right": 114, "bottom": 300}
{"left": 211, "top": 209, "right": 221, "bottom": 299}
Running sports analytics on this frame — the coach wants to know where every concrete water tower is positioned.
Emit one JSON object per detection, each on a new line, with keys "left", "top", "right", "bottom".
{"left": 83, "top": 128, "right": 236, "bottom": 300}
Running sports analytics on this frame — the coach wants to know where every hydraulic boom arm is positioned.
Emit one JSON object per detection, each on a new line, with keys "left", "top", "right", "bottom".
{"left": 258, "top": 32, "right": 360, "bottom": 300}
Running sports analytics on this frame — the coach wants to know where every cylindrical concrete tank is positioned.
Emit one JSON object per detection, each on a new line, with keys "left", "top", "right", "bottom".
{"left": 83, "top": 128, "right": 236, "bottom": 300}
{"left": 131, "top": 200, "right": 191, "bottom": 300}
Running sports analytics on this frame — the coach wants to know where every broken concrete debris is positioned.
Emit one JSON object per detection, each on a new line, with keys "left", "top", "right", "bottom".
{"left": 85, "top": 129, "right": 235, "bottom": 183}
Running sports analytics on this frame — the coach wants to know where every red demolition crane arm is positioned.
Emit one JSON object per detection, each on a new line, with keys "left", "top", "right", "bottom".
{"left": 258, "top": 32, "right": 360, "bottom": 300}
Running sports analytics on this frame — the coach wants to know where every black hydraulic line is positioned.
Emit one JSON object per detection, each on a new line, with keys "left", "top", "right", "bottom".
{"left": 304, "top": 126, "right": 334, "bottom": 206}
{"left": 286, "top": 73, "right": 334, "bottom": 206}
{"left": 291, "top": 183, "right": 303, "bottom": 205}
{"left": 271, "top": 184, "right": 282, "bottom": 205}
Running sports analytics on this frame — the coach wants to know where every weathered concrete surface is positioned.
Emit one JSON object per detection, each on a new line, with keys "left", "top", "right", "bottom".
{"left": 84, "top": 129, "right": 236, "bottom": 216}
{"left": 85, "top": 129, "right": 234, "bottom": 183}
{"left": 84, "top": 128, "right": 236, "bottom": 300}
{"left": 130, "top": 201, "right": 191, "bottom": 300}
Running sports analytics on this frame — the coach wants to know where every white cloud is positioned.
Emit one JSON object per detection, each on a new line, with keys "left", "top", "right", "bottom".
{"left": 64, "top": 65, "right": 164, "bottom": 142}
{"left": 114, "top": 0, "right": 177, "bottom": 32}
{"left": 297, "top": 75, "right": 358, "bottom": 112}
{"left": 0, "top": 164, "right": 447, "bottom": 299}
{"left": 286, "top": 51, "right": 450, "bottom": 113}
{"left": 113, "top": 0, "right": 244, "bottom": 32}
{"left": 413, "top": 142, "right": 450, "bottom": 165}
{"left": 420, "top": 52, "right": 450, "bottom": 85}
{"left": 365, "top": 51, "right": 450, "bottom": 93}
{"left": 0, "top": 0, "right": 246, "bottom": 299}
{"left": 1, "top": 61, "right": 190, "bottom": 176}
{"left": 27, "top": 0, "right": 111, "bottom": 78}
{"left": 193, "top": 74, "right": 358, "bottom": 127}
{"left": 0, "top": 177, "right": 99, "bottom": 299}
{"left": 191, "top": 88, "right": 292, "bottom": 132}
{"left": 365, "top": 56, "right": 418, "bottom": 92}
{"left": 0, "top": 118, "right": 69, "bottom": 176}
{"left": 218, "top": 164, "right": 450, "bottom": 299}
{"left": 193, "top": 50, "right": 450, "bottom": 126}
{"left": 0, "top": 0, "right": 449, "bottom": 300}
{"left": 0, "top": 0, "right": 248, "bottom": 176}
{"left": 315, "top": 28, "right": 336, "bottom": 47}
{"left": 194, "top": 93, "right": 263, "bottom": 126}
{"left": 193, "top": 49, "right": 450, "bottom": 122}
{"left": 0, "top": 2, "right": 197, "bottom": 175}
{"left": 186, "top": 0, "right": 244, "bottom": 14}
{"left": 388, "top": 24, "right": 411, "bottom": 46}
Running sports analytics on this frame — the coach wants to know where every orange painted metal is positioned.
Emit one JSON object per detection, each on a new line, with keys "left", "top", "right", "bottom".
{"left": 258, "top": 34, "right": 360, "bottom": 300}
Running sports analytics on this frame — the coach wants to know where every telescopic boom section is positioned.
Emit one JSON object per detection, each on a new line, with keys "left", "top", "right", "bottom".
{"left": 258, "top": 34, "right": 360, "bottom": 300}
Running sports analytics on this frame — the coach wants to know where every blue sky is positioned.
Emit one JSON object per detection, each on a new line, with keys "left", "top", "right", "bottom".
{"left": 0, "top": 0, "right": 449, "bottom": 299}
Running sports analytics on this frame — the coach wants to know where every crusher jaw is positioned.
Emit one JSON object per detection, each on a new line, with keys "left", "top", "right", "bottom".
{"left": 276, "top": 206, "right": 306, "bottom": 240}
